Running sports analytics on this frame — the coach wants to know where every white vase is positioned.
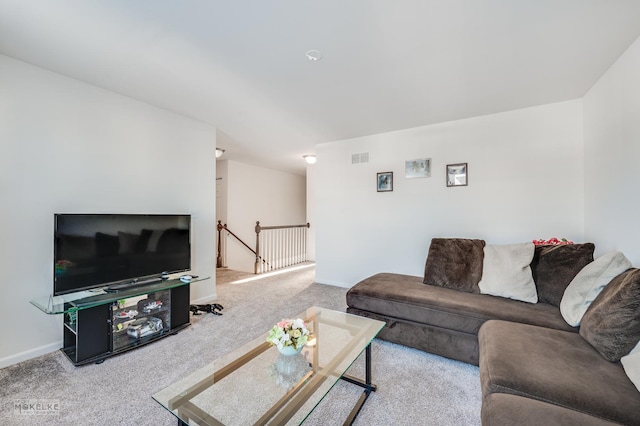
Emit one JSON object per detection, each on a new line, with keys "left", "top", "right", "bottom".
{"left": 278, "top": 345, "right": 303, "bottom": 356}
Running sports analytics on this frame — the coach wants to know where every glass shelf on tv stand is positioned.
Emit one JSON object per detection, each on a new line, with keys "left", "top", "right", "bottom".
{"left": 30, "top": 276, "right": 210, "bottom": 315}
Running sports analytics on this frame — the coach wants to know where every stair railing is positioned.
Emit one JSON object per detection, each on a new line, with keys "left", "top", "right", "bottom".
{"left": 217, "top": 221, "right": 267, "bottom": 269}
{"left": 254, "top": 221, "right": 310, "bottom": 274}
{"left": 217, "top": 221, "right": 310, "bottom": 274}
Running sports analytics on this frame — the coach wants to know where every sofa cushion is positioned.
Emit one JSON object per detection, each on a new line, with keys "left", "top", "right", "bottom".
{"left": 560, "top": 251, "right": 632, "bottom": 327}
{"left": 580, "top": 268, "right": 640, "bottom": 362}
{"left": 482, "top": 393, "right": 620, "bottom": 426}
{"left": 479, "top": 320, "right": 640, "bottom": 425}
{"left": 347, "top": 307, "right": 482, "bottom": 365}
{"left": 347, "top": 273, "right": 574, "bottom": 336}
{"left": 530, "top": 243, "right": 595, "bottom": 307}
{"left": 478, "top": 243, "right": 537, "bottom": 303}
{"left": 423, "top": 238, "right": 485, "bottom": 293}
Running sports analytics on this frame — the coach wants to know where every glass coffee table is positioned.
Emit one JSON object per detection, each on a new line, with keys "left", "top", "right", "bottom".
{"left": 153, "top": 306, "right": 386, "bottom": 425}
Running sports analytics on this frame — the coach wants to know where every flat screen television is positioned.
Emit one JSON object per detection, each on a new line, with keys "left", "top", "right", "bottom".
{"left": 54, "top": 214, "right": 191, "bottom": 295}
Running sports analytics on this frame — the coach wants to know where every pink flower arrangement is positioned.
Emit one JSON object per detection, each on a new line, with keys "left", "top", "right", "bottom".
{"left": 532, "top": 237, "right": 574, "bottom": 246}
{"left": 266, "top": 318, "right": 310, "bottom": 350}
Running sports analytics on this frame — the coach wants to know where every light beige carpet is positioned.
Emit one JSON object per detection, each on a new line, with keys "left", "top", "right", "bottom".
{"left": 0, "top": 266, "right": 481, "bottom": 425}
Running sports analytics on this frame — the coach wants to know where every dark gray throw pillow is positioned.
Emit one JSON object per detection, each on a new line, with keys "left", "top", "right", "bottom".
{"left": 530, "top": 243, "right": 595, "bottom": 306}
{"left": 423, "top": 238, "right": 485, "bottom": 294}
{"left": 579, "top": 268, "right": 640, "bottom": 362}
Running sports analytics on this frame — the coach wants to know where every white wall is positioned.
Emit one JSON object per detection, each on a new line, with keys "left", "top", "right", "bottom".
{"left": 215, "top": 159, "right": 228, "bottom": 268}
{"left": 315, "top": 100, "right": 585, "bottom": 287}
{"left": 216, "top": 159, "right": 228, "bottom": 225}
{"left": 224, "top": 160, "right": 306, "bottom": 272}
{"left": 306, "top": 163, "right": 316, "bottom": 261}
{"left": 0, "top": 55, "right": 217, "bottom": 367}
{"left": 584, "top": 35, "right": 640, "bottom": 263}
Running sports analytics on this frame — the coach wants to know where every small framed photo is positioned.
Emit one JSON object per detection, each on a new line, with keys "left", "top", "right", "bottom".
{"left": 447, "top": 163, "right": 468, "bottom": 187}
{"left": 377, "top": 172, "right": 393, "bottom": 192}
{"left": 405, "top": 158, "right": 431, "bottom": 178}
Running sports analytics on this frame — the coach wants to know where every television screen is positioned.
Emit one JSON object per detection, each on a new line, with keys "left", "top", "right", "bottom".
{"left": 54, "top": 214, "right": 191, "bottom": 295}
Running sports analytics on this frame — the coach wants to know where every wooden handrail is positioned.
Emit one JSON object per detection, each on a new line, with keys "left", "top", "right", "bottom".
{"left": 218, "top": 221, "right": 256, "bottom": 255}
{"left": 256, "top": 223, "right": 310, "bottom": 231}
{"left": 217, "top": 221, "right": 269, "bottom": 270}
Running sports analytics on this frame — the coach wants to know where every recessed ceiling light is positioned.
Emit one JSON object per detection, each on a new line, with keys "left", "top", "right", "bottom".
{"left": 305, "top": 50, "right": 322, "bottom": 61}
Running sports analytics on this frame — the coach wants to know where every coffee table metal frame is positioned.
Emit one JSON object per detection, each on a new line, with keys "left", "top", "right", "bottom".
{"left": 153, "top": 306, "right": 385, "bottom": 426}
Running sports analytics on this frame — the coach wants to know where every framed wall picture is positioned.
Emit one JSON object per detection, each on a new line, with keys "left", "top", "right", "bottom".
{"left": 405, "top": 158, "right": 431, "bottom": 178}
{"left": 446, "top": 163, "right": 468, "bottom": 187}
{"left": 377, "top": 172, "right": 393, "bottom": 192}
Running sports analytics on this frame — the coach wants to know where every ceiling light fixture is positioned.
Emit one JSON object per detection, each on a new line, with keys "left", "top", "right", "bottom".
{"left": 303, "top": 154, "right": 317, "bottom": 164}
{"left": 215, "top": 148, "right": 225, "bottom": 158}
{"left": 305, "top": 50, "right": 322, "bottom": 61}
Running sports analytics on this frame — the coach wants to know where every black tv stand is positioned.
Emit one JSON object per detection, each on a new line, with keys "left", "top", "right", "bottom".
{"left": 105, "top": 277, "right": 163, "bottom": 293}
{"left": 30, "top": 276, "right": 210, "bottom": 365}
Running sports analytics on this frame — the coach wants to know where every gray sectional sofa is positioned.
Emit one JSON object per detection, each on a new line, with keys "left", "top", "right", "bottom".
{"left": 346, "top": 238, "right": 640, "bottom": 425}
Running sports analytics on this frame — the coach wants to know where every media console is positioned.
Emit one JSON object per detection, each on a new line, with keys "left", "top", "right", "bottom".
{"left": 31, "top": 276, "right": 210, "bottom": 366}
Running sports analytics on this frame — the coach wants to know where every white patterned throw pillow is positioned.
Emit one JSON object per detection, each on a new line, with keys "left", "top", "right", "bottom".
{"left": 560, "top": 251, "right": 632, "bottom": 327}
{"left": 479, "top": 242, "right": 537, "bottom": 303}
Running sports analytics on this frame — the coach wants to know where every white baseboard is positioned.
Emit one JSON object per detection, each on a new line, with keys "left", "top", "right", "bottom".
{"left": 190, "top": 292, "right": 218, "bottom": 304}
{"left": 0, "top": 341, "right": 61, "bottom": 369}
{"left": 314, "top": 278, "right": 351, "bottom": 288}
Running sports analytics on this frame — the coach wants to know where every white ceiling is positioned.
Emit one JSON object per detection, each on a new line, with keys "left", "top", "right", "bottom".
{"left": 2, "top": 1, "right": 640, "bottom": 175}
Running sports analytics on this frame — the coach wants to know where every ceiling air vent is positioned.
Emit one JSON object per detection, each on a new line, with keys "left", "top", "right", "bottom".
{"left": 351, "top": 152, "right": 369, "bottom": 164}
